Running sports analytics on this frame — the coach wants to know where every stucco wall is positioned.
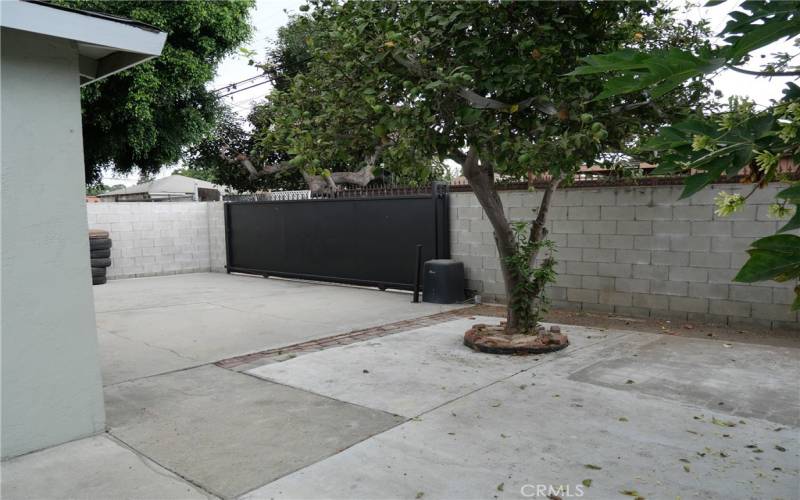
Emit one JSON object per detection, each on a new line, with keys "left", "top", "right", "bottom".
{"left": 1, "top": 29, "right": 105, "bottom": 458}
{"left": 450, "top": 183, "right": 799, "bottom": 330}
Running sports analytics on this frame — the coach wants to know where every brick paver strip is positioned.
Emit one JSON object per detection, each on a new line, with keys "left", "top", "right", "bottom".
{"left": 215, "top": 305, "right": 496, "bottom": 370}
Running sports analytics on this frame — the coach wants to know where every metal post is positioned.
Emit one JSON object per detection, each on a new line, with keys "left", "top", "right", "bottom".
{"left": 412, "top": 244, "right": 423, "bottom": 303}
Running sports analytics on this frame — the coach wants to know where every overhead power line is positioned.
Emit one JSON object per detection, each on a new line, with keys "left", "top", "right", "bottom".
{"left": 211, "top": 73, "right": 269, "bottom": 94}
{"left": 216, "top": 79, "right": 272, "bottom": 99}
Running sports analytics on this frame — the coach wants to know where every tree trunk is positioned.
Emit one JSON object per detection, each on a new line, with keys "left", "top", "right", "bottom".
{"left": 461, "top": 148, "right": 562, "bottom": 334}
{"left": 460, "top": 147, "right": 523, "bottom": 331}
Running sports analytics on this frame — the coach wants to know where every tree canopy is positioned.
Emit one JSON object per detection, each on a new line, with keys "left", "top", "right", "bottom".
{"left": 55, "top": 0, "right": 255, "bottom": 184}
{"left": 228, "top": 0, "right": 712, "bottom": 332}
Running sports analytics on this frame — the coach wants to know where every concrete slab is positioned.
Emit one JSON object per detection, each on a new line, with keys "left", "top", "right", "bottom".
{"left": 104, "top": 364, "right": 405, "bottom": 499}
{"left": 94, "top": 273, "right": 462, "bottom": 386}
{"left": 242, "top": 325, "right": 800, "bottom": 500}
{"left": 0, "top": 435, "right": 210, "bottom": 500}
{"left": 246, "top": 316, "right": 644, "bottom": 417}
{"left": 570, "top": 335, "right": 800, "bottom": 426}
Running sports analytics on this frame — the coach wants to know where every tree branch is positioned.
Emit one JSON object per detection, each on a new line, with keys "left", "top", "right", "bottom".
{"left": 528, "top": 175, "right": 561, "bottom": 266}
{"left": 391, "top": 51, "right": 557, "bottom": 116}
{"left": 726, "top": 64, "right": 800, "bottom": 77}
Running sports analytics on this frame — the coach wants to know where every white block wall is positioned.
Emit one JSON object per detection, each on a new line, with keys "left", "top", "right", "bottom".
{"left": 87, "top": 202, "right": 217, "bottom": 279}
{"left": 450, "top": 183, "right": 799, "bottom": 330}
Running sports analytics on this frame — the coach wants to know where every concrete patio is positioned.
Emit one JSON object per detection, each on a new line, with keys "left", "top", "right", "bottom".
{"left": 2, "top": 274, "right": 798, "bottom": 499}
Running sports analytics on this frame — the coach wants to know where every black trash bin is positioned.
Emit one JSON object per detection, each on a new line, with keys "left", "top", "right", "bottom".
{"left": 422, "top": 259, "right": 465, "bottom": 304}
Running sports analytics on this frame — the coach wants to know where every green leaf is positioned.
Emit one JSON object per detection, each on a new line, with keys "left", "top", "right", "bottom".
{"left": 724, "top": 19, "right": 800, "bottom": 61}
{"left": 734, "top": 235, "right": 800, "bottom": 283}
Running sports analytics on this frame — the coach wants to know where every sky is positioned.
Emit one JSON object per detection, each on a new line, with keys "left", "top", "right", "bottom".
{"left": 103, "top": 0, "right": 797, "bottom": 186}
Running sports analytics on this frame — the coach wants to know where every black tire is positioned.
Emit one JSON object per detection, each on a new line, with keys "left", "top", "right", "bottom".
{"left": 89, "top": 238, "right": 112, "bottom": 251}
{"left": 90, "top": 249, "right": 111, "bottom": 259}
{"left": 92, "top": 275, "right": 107, "bottom": 285}
{"left": 91, "top": 258, "right": 111, "bottom": 268}
{"left": 91, "top": 267, "right": 106, "bottom": 278}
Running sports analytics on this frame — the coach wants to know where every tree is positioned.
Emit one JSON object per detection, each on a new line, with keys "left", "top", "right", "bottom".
{"left": 228, "top": 1, "right": 712, "bottom": 334}
{"left": 52, "top": 0, "right": 255, "bottom": 184}
{"left": 572, "top": 0, "right": 800, "bottom": 309}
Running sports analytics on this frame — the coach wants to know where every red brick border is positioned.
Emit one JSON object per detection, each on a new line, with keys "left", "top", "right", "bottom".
{"left": 214, "top": 306, "right": 496, "bottom": 370}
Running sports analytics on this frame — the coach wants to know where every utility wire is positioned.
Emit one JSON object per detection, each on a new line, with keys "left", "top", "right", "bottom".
{"left": 217, "top": 79, "right": 272, "bottom": 98}
{"left": 211, "top": 73, "right": 269, "bottom": 94}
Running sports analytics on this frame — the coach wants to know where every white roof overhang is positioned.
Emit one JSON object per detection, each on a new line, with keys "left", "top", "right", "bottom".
{"left": 0, "top": 0, "right": 167, "bottom": 85}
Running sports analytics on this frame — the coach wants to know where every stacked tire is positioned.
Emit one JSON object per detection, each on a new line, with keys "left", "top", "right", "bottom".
{"left": 89, "top": 229, "right": 112, "bottom": 285}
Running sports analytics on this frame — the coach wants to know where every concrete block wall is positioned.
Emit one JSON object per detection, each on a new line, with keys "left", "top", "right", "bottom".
{"left": 208, "top": 202, "right": 227, "bottom": 273}
{"left": 450, "top": 183, "right": 799, "bottom": 330}
{"left": 87, "top": 202, "right": 213, "bottom": 279}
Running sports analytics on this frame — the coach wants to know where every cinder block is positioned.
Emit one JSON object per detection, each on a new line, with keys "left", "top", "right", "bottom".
{"left": 613, "top": 305, "right": 651, "bottom": 319}
{"left": 568, "top": 206, "right": 601, "bottom": 221}
{"left": 555, "top": 274, "right": 582, "bottom": 288}
{"left": 634, "top": 235, "right": 670, "bottom": 251}
{"left": 651, "top": 280, "right": 688, "bottom": 296}
{"left": 773, "top": 287, "right": 799, "bottom": 305}
{"left": 545, "top": 286, "right": 567, "bottom": 301}
{"left": 582, "top": 248, "right": 616, "bottom": 263}
{"left": 509, "top": 206, "right": 536, "bottom": 220}
{"left": 458, "top": 207, "right": 483, "bottom": 220}
{"left": 600, "top": 206, "right": 634, "bottom": 221}
{"left": 709, "top": 300, "right": 751, "bottom": 318}
{"left": 550, "top": 299, "right": 582, "bottom": 312}
{"left": 567, "top": 234, "right": 599, "bottom": 248}
{"left": 615, "top": 278, "right": 649, "bottom": 293}
{"left": 615, "top": 249, "right": 650, "bottom": 264}
{"left": 635, "top": 206, "right": 672, "bottom": 220}
{"left": 632, "top": 264, "right": 668, "bottom": 281}
{"left": 555, "top": 247, "right": 581, "bottom": 261}
{"left": 598, "top": 290, "right": 632, "bottom": 307}
{"left": 691, "top": 221, "right": 732, "bottom": 236}
{"left": 600, "top": 235, "right": 633, "bottom": 249}
{"left": 688, "top": 283, "right": 729, "bottom": 300}
{"left": 652, "top": 221, "right": 691, "bottom": 235}
{"left": 689, "top": 252, "right": 731, "bottom": 269}
{"left": 673, "top": 205, "right": 713, "bottom": 221}
{"left": 669, "top": 267, "right": 708, "bottom": 283}
{"left": 669, "top": 235, "right": 710, "bottom": 252}
{"left": 651, "top": 251, "right": 689, "bottom": 267}
{"left": 652, "top": 186, "right": 690, "bottom": 206}
{"left": 616, "top": 188, "right": 652, "bottom": 206}
{"left": 617, "top": 221, "right": 652, "bottom": 235}
{"left": 469, "top": 219, "right": 494, "bottom": 233}
{"left": 651, "top": 309, "right": 688, "bottom": 322}
{"left": 583, "top": 302, "right": 614, "bottom": 314}
{"left": 567, "top": 288, "right": 599, "bottom": 303}
{"left": 686, "top": 312, "right": 728, "bottom": 326}
{"left": 708, "top": 268, "right": 737, "bottom": 284}
{"left": 669, "top": 296, "right": 708, "bottom": 313}
{"left": 597, "top": 263, "right": 632, "bottom": 278}
{"left": 582, "top": 189, "right": 616, "bottom": 206}
{"left": 730, "top": 285, "right": 771, "bottom": 303}
{"left": 583, "top": 221, "right": 617, "bottom": 235}
{"left": 551, "top": 189, "right": 583, "bottom": 207}
{"left": 566, "top": 261, "right": 598, "bottom": 276}
{"left": 553, "top": 220, "right": 583, "bottom": 234}
{"left": 728, "top": 317, "right": 773, "bottom": 331}
{"left": 710, "top": 236, "right": 755, "bottom": 253}
{"left": 732, "top": 221, "right": 777, "bottom": 237}
{"left": 582, "top": 276, "right": 615, "bottom": 290}
{"left": 632, "top": 293, "right": 669, "bottom": 310}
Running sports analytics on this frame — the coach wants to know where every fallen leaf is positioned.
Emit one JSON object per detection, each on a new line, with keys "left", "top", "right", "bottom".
{"left": 683, "top": 324, "right": 694, "bottom": 330}
{"left": 584, "top": 464, "right": 602, "bottom": 470}
{"left": 552, "top": 394, "right": 560, "bottom": 398}
{"left": 625, "top": 379, "right": 635, "bottom": 384}
{"left": 582, "top": 479, "right": 592, "bottom": 487}
{"left": 619, "top": 417, "right": 629, "bottom": 422}
{"left": 723, "top": 343, "right": 732, "bottom": 348}
{"left": 447, "top": 432, "right": 455, "bottom": 436}
{"left": 620, "top": 490, "right": 640, "bottom": 497}
{"left": 546, "top": 495, "right": 562, "bottom": 500}
{"left": 497, "top": 482, "right": 504, "bottom": 492}
{"left": 416, "top": 493, "right": 424, "bottom": 499}
{"left": 679, "top": 458, "right": 690, "bottom": 463}
{"left": 490, "top": 402, "right": 502, "bottom": 408}
{"left": 362, "top": 369, "right": 369, "bottom": 374}
{"left": 711, "top": 416, "right": 736, "bottom": 427}
{"left": 719, "top": 451, "right": 728, "bottom": 458}
{"left": 774, "top": 427, "right": 785, "bottom": 432}
{"left": 775, "top": 445, "right": 787, "bottom": 452}
{"left": 683, "top": 464, "right": 691, "bottom": 473}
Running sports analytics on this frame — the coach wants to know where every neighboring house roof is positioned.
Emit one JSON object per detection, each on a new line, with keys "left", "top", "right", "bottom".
{"left": 1, "top": 0, "right": 167, "bottom": 86}
{"left": 99, "top": 175, "right": 222, "bottom": 199}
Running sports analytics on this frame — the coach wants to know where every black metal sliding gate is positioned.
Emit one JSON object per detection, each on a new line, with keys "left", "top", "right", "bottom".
{"left": 224, "top": 184, "right": 449, "bottom": 290}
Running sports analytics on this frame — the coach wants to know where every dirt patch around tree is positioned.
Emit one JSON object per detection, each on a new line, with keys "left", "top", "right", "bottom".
{"left": 458, "top": 304, "right": 800, "bottom": 349}
{"left": 463, "top": 322, "right": 569, "bottom": 355}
